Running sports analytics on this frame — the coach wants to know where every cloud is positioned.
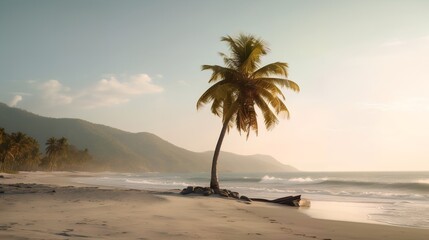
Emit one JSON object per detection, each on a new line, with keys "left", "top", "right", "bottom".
{"left": 95, "top": 74, "right": 163, "bottom": 95}
{"left": 35, "top": 74, "right": 163, "bottom": 108}
{"left": 9, "top": 95, "right": 23, "bottom": 107}
{"left": 39, "top": 80, "right": 73, "bottom": 105}
{"left": 81, "top": 74, "right": 163, "bottom": 108}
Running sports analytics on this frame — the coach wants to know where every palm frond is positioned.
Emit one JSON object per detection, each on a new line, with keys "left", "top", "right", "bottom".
{"left": 254, "top": 80, "right": 286, "bottom": 100}
{"left": 196, "top": 80, "right": 232, "bottom": 110}
{"left": 254, "top": 95, "right": 279, "bottom": 130}
{"left": 210, "top": 98, "right": 222, "bottom": 116}
{"left": 240, "top": 37, "right": 268, "bottom": 74}
{"left": 201, "top": 65, "right": 237, "bottom": 83}
{"left": 256, "top": 87, "right": 290, "bottom": 117}
{"left": 218, "top": 52, "right": 237, "bottom": 69}
{"left": 221, "top": 34, "right": 269, "bottom": 74}
{"left": 221, "top": 35, "right": 243, "bottom": 65}
{"left": 255, "top": 77, "right": 300, "bottom": 92}
{"left": 252, "top": 62, "right": 288, "bottom": 78}
{"left": 221, "top": 92, "right": 234, "bottom": 123}
{"left": 247, "top": 107, "right": 258, "bottom": 138}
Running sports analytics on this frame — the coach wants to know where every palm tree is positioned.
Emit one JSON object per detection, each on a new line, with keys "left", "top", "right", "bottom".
{"left": 15, "top": 136, "right": 40, "bottom": 171}
{"left": 0, "top": 128, "right": 5, "bottom": 145}
{"left": 45, "top": 137, "right": 69, "bottom": 170}
{"left": 57, "top": 137, "right": 69, "bottom": 159}
{"left": 0, "top": 128, "right": 12, "bottom": 172}
{"left": 56, "top": 137, "right": 69, "bottom": 169}
{"left": 45, "top": 137, "right": 59, "bottom": 170}
{"left": 0, "top": 132, "right": 34, "bottom": 171}
{"left": 45, "top": 137, "right": 58, "bottom": 156}
{"left": 197, "top": 34, "right": 300, "bottom": 190}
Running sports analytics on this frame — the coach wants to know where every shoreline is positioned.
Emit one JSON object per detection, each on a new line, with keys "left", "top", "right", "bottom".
{"left": 1, "top": 172, "right": 429, "bottom": 240}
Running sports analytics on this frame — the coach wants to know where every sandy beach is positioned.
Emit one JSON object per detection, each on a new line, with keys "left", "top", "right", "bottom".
{"left": 1, "top": 172, "right": 428, "bottom": 240}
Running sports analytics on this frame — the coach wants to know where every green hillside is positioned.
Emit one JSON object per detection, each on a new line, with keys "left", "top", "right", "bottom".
{"left": 0, "top": 103, "right": 298, "bottom": 172}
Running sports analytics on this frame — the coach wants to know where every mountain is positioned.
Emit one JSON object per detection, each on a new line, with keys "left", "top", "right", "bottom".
{"left": 0, "top": 103, "right": 298, "bottom": 172}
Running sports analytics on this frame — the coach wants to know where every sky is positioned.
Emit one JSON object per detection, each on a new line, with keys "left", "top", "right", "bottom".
{"left": 1, "top": 0, "right": 429, "bottom": 171}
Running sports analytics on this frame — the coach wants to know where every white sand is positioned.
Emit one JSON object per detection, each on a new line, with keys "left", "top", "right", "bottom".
{"left": 1, "top": 172, "right": 428, "bottom": 240}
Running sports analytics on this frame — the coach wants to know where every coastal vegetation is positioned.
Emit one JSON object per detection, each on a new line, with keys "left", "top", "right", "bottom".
{"left": 0, "top": 128, "right": 91, "bottom": 172}
{"left": 197, "top": 34, "right": 300, "bottom": 190}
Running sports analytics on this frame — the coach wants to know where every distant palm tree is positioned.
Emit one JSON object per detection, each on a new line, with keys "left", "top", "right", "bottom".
{"left": 21, "top": 137, "right": 41, "bottom": 170}
{"left": 45, "top": 137, "right": 59, "bottom": 170}
{"left": 45, "top": 137, "right": 69, "bottom": 170}
{"left": 0, "top": 128, "right": 5, "bottom": 145}
{"left": 45, "top": 137, "right": 58, "bottom": 156}
{"left": 56, "top": 137, "right": 69, "bottom": 169}
{"left": 197, "top": 34, "right": 299, "bottom": 190}
{"left": 57, "top": 137, "right": 69, "bottom": 157}
{"left": 0, "top": 128, "right": 13, "bottom": 172}
{"left": 0, "top": 132, "right": 34, "bottom": 171}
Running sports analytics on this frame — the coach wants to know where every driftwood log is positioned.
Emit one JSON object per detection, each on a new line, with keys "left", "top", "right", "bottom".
{"left": 180, "top": 186, "right": 302, "bottom": 207}
{"left": 250, "top": 195, "right": 301, "bottom": 207}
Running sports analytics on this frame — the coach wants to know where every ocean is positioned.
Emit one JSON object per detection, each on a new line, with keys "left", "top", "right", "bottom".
{"left": 73, "top": 171, "right": 429, "bottom": 229}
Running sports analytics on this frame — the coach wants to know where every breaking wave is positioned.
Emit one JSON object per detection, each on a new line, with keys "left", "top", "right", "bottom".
{"left": 125, "top": 178, "right": 190, "bottom": 187}
{"left": 260, "top": 175, "right": 284, "bottom": 182}
{"left": 317, "top": 180, "right": 429, "bottom": 193}
{"left": 259, "top": 175, "right": 328, "bottom": 184}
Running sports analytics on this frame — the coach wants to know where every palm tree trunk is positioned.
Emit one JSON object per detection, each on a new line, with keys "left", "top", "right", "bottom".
{"left": 210, "top": 121, "right": 229, "bottom": 191}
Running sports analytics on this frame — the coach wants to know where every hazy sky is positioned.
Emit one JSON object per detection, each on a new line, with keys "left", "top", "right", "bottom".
{"left": 1, "top": 0, "right": 429, "bottom": 171}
